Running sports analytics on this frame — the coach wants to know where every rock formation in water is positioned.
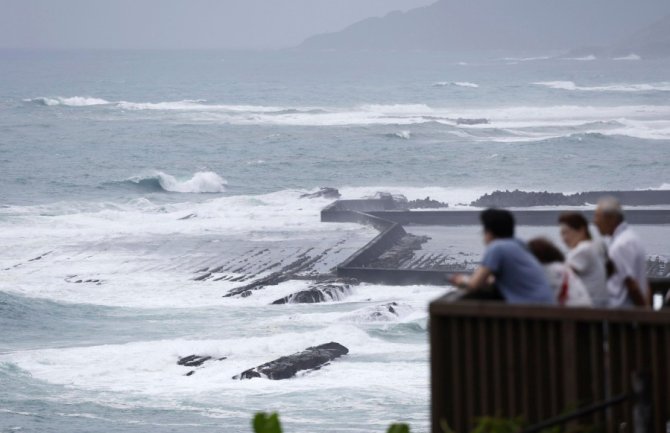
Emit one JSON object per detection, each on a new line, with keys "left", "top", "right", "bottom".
{"left": 300, "top": 187, "right": 341, "bottom": 200}
{"left": 470, "top": 189, "right": 670, "bottom": 208}
{"left": 233, "top": 342, "right": 349, "bottom": 380}
{"left": 271, "top": 278, "right": 357, "bottom": 304}
{"left": 178, "top": 354, "right": 227, "bottom": 376}
{"left": 407, "top": 196, "right": 449, "bottom": 209}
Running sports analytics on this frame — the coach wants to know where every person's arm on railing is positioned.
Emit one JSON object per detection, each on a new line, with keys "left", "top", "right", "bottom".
{"left": 449, "top": 266, "right": 492, "bottom": 290}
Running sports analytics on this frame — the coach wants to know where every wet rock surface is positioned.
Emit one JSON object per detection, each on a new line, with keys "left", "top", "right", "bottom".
{"left": 365, "top": 233, "right": 430, "bottom": 269}
{"left": 233, "top": 342, "right": 349, "bottom": 380}
{"left": 300, "top": 187, "right": 341, "bottom": 200}
{"left": 178, "top": 355, "right": 213, "bottom": 367}
{"left": 178, "top": 354, "right": 227, "bottom": 376}
{"left": 271, "top": 278, "right": 357, "bottom": 304}
{"left": 354, "top": 301, "right": 414, "bottom": 321}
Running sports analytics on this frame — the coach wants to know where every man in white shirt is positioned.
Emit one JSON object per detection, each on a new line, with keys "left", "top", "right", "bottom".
{"left": 593, "top": 197, "right": 650, "bottom": 307}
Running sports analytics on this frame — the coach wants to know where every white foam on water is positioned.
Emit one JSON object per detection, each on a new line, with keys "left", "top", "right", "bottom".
{"left": 26, "top": 96, "right": 111, "bottom": 106}
{"left": 393, "top": 130, "right": 411, "bottom": 139}
{"left": 116, "top": 100, "right": 288, "bottom": 112}
{"left": 566, "top": 55, "right": 597, "bottom": 61}
{"left": 646, "top": 183, "right": 670, "bottom": 190}
{"left": 128, "top": 170, "right": 228, "bottom": 193}
{"left": 535, "top": 81, "right": 670, "bottom": 92}
{"left": 432, "top": 81, "right": 479, "bottom": 88}
{"left": 613, "top": 53, "right": 641, "bottom": 61}
{"left": 24, "top": 95, "right": 670, "bottom": 142}
{"left": 0, "top": 189, "right": 380, "bottom": 307}
{"left": 1, "top": 324, "right": 429, "bottom": 398}
{"left": 502, "top": 55, "right": 551, "bottom": 62}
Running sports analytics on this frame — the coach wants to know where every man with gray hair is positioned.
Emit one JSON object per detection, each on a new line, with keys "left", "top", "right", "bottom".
{"left": 593, "top": 197, "right": 650, "bottom": 307}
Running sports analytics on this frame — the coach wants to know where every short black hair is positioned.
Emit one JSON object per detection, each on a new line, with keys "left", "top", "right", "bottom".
{"left": 480, "top": 208, "right": 515, "bottom": 238}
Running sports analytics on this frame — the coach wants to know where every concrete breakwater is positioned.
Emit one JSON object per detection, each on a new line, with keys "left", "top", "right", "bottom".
{"left": 190, "top": 190, "right": 669, "bottom": 296}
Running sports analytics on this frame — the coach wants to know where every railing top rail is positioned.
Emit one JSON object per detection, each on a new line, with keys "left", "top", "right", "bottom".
{"left": 430, "top": 298, "right": 670, "bottom": 324}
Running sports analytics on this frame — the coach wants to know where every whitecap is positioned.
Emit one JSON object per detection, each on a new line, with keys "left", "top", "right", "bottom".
{"left": 124, "top": 171, "right": 227, "bottom": 193}
{"left": 613, "top": 53, "right": 641, "bottom": 61}
{"left": 502, "top": 56, "right": 551, "bottom": 62}
{"left": 391, "top": 130, "right": 411, "bottom": 139}
{"left": 432, "top": 81, "right": 479, "bottom": 88}
{"left": 566, "top": 55, "right": 597, "bottom": 61}
{"left": 25, "top": 96, "right": 110, "bottom": 107}
{"left": 534, "top": 81, "right": 670, "bottom": 92}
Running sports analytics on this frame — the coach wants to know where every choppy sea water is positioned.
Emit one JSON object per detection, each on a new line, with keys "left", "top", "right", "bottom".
{"left": 1, "top": 50, "right": 669, "bottom": 433}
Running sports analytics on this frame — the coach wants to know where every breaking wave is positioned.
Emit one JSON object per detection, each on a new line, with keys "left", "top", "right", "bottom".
{"left": 613, "top": 54, "right": 641, "bottom": 61}
{"left": 25, "top": 96, "right": 111, "bottom": 107}
{"left": 21, "top": 95, "right": 670, "bottom": 139}
{"left": 432, "top": 81, "right": 479, "bottom": 88}
{"left": 119, "top": 171, "right": 227, "bottom": 193}
{"left": 566, "top": 55, "right": 597, "bottom": 61}
{"left": 502, "top": 55, "right": 551, "bottom": 62}
{"left": 387, "top": 130, "right": 411, "bottom": 139}
{"left": 534, "top": 81, "right": 670, "bottom": 92}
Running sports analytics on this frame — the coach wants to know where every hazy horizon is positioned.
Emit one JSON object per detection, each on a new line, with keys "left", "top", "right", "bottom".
{"left": 0, "top": 0, "right": 435, "bottom": 50}
{"left": 3, "top": 0, "right": 669, "bottom": 51}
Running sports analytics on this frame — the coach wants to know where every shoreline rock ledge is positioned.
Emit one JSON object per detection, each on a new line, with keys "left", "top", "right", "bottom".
{"left": 233, "top": 342, "right": 349, "bottom": 380}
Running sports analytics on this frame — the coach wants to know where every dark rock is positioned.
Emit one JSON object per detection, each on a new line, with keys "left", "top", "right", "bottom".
{"left": 178, "top": 355, "right": 212, "bottom": 367}
{"left": 185, "top": 370, "right": 195, "bottom": 376}
{"left": 407, "top": 196, "right": 449, "bottom": 209}
{"left": 300, "top": 187, "right": 341, "bottom": 200}
{"left": 28, "top": 251, "right": 52, "bottom": 262}
{"left": 178, "top": 213, "right": 197, "bottom": 220}
{"left": 271, "top": 278, "right": 356, "bottom": 304}
{"left": 355, "top": 302, "right": 416, "bottom": 321}
{"left": 470, "top": 190, "right": 585, "bottom": 207}
{"left": 193, "top": 272, "right": 212, "bottom": 281}
{"left": 233, "top": 342, "right": 349, "bottom": 380}
{"left": 470, "top": 189, "right": 670, "bottom": 208}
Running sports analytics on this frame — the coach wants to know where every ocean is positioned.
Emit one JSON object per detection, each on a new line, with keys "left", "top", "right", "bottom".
{"left": 1, "top": 49, "right": 669, "bottom": 433}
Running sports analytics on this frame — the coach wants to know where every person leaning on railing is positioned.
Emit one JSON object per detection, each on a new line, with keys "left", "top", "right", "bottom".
{"left": 449, "top": 208, "right": 555, "bottom": 304}
{"left": 593, "top": 197, "right": 651, "bottom": 308}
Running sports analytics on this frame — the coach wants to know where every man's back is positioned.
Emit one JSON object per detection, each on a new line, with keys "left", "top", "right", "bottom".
{"left": 482, "top": 238, "right": 555, "bottom": 304}
{"left": 608, "top": 223, "right": 649, "bottom": 307}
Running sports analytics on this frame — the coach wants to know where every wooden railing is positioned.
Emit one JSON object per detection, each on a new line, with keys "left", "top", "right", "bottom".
{"left": 429, "top": 300, "right": 670, "bottom": 433}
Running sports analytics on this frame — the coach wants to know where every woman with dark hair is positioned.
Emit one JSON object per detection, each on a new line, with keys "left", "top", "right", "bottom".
{"left": 528, "top": 238, "right": 592, "bottom": 306}
{"left": 559, "top": 212, "right": 608, "bottom": 307}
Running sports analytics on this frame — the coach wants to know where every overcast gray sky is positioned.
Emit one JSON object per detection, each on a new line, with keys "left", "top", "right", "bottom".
{"left": 0, "top": 0, "right": 436, "bottom": 49}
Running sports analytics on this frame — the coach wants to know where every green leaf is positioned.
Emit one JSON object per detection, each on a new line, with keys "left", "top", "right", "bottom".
{"left": 439, "top": 419, "right": 457, "bottom": 433}
{"left": 252, "top": 412, "right": 282, "bottom": 433}
{"left": 387, "top": 423, "right": 410, "bottom": 433}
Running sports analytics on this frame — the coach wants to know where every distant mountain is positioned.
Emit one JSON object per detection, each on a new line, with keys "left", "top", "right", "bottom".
{"left": 614, "top": 14, "right": 670, "bottom": 58}
{"left": 299, "top": 0, "right": 670, "bottom": 52}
